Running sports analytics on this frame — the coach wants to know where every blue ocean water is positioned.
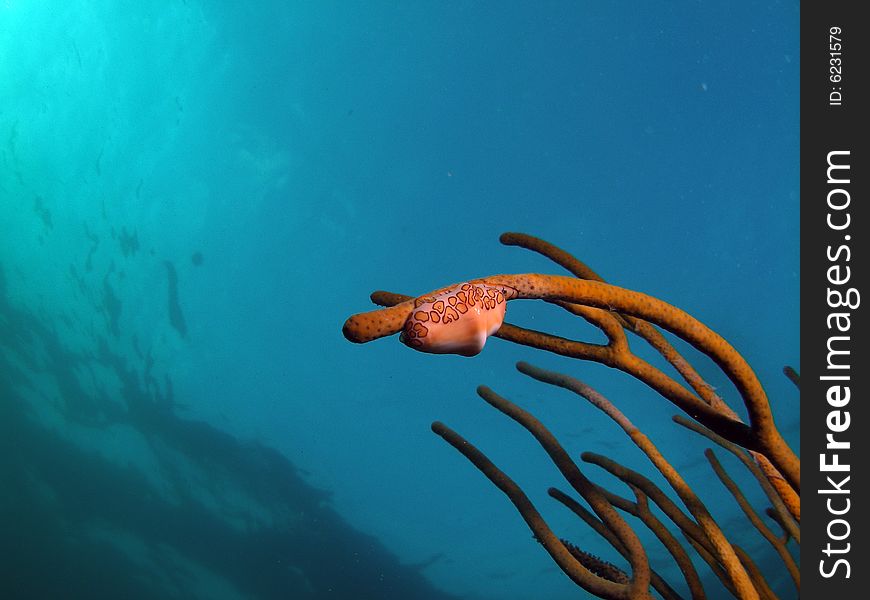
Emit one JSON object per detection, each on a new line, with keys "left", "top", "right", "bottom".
{"left": 1, "top": 2, "right": 798, "bottom": 599}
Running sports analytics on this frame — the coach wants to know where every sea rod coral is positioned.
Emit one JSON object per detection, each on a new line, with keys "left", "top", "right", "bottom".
{"left": 342, "top": 233, "right": 799, "bottom": 600}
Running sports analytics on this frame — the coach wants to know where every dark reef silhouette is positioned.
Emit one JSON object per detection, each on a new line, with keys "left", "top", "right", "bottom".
{"left": 0, "top": 263, "right": 459, "bottom": 600}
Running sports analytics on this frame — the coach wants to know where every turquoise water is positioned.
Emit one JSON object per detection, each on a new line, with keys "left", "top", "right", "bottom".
{"left": 2, "top": 2, "right": 798, "bottom": 599}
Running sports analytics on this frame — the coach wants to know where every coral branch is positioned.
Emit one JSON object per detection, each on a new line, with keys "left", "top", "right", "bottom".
{"left": 516, "top": 362, "right": 757, "bottom": 599}
{"left": 581, "top": 452, "right": 739, "bottom": 594}
{"left": 475, "top": 385, "right": 650, "bottom": 573}
{"left": 583, "top": 484, "right": 706, "bottom": 600}
{"left": 672, "top": 415, "right": 800, "bottom": 539}
{"left": 500, "top": 232, "right": 730, "bottom": 415}
{"left": 430, "top": 421, "right": 651, "bottom": 599}
{"left": 782, "top": 366, "right": 800, "bottom": 390}
{"left": 551, "top": 488, "right": 691, "bottom": 600}
{"left": 733, "top": 546, "right": 780, "bottom": 600}
{"left": 705, "top": 450, "right": 800, "bottom": 591}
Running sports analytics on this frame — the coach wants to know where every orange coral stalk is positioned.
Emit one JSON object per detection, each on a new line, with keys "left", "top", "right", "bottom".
{"left": 518, "top": 362, "right": 758, "bottom": 600}
{"left": 705, "top": 450, "right": 800, "bottom": 591}
{"left": 431, "top": 421, "right": 653, "bottom": 600}
{"left": 343, "top": 273, "right": 798, "bottom": 493}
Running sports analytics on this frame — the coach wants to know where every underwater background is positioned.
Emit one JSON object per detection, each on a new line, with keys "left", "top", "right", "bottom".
{"left": 1, "top": 2, "right": 798, "bottom": 599}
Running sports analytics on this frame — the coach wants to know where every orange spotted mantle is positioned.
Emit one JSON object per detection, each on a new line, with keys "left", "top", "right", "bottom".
{"left": 399, "top": 282, "right": 510, "bottom": 356}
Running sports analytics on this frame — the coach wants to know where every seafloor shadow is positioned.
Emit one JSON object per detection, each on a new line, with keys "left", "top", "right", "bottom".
{"left": 0, "top": 264, "right": 458, "bottom": 600}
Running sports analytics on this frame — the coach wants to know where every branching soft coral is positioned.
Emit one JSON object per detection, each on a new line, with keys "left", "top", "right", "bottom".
{"left": 343, "top": 233, "right": 799, "bottom": 599}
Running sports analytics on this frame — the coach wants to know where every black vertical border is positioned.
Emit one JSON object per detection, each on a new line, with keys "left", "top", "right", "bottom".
{"left": 802, "top": 2, "right": 868, "bottom": 597}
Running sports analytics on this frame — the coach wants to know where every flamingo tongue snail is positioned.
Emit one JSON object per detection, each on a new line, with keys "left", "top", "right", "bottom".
{"left": 400, "top": 282, "right": 510, "bottom": 356}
